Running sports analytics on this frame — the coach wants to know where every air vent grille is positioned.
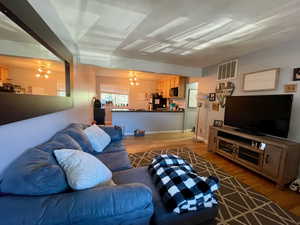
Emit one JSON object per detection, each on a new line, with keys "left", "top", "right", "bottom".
{"left": 217, "top": 59, "right": 238, "bottom": 80}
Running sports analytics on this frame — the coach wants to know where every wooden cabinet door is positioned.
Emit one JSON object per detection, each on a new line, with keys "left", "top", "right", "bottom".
{"left": 178, "top": 77, "right": 186, "bottom": 98}
{"left": 208, "top": 128, "right": 217, "bottom": 152}
{"left": 262, "top": 145, "right": 282, "bottom": 178}
{"left": 0, "top": 66, "right": 8, "bottom": 82}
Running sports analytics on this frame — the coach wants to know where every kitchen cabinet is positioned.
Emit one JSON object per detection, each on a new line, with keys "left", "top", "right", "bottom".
{"left": 156, "top": 76, "right": 187, "bottom": 99}
{"left": 0, "top": 66, "right": 8, "bottom": 83}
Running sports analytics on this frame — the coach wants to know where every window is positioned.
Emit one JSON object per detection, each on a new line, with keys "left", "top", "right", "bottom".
{"left": 217, "top": 59, "right": 238, "bottom": 80}
{"left": 101, "top": 93, "right": 128, "bottom": 105}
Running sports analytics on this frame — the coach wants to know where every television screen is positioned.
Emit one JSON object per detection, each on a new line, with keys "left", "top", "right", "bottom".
{"left": 224, "top": 95, "right": 293, "bottom": 138}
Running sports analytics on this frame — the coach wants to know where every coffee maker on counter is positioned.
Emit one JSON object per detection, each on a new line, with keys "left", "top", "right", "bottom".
{"left": 151, "top": 93, "right": 167, "bottom": 111}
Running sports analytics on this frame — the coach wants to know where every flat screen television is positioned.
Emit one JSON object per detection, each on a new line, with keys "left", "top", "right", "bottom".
{"left": 224, "top": 95, "right": 293, "bottom": 138}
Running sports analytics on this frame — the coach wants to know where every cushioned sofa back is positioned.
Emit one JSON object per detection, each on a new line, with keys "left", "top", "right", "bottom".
{"left": 54, "top": 125, "right": 94, "bottom": 153}
{"left": 0, "top": 124, "right": 92, "bottom": 196}
{"left": 0, "top": 147, "right": 68, "bottom": 195}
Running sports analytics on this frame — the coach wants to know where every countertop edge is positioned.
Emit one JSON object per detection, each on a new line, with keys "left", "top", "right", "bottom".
{"left": 111, "top": 110, "right": 184, "bottom": 113}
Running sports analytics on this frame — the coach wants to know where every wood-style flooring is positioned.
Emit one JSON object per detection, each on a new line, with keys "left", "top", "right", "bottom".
{"left": 124, "top": 132, "right": 300, "bottom": 217}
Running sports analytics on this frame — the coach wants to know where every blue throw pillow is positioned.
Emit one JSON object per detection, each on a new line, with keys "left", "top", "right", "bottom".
{"left": 0, "top": 148, "right": 69, "bottom": 196}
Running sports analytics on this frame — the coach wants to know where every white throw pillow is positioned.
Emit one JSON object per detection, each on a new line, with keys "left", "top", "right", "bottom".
{"left": 84, "top": 125, "right": 111, "bottom": 152}
{"left": 54, "top": 149, "right": 112, "bottom": 190}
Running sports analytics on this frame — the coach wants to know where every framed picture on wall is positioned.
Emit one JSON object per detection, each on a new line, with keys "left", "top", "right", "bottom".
{"left": 293, "top": 68, "right": 300, "bottom": 81}
{"left": 208, "top": 93, "right": 216, "bottom": 101}
{"left": 188, "top": 89, "right": 197, "bottom": 108}
{"left": 213, "top": 120, "right": 223, "bottom": 127}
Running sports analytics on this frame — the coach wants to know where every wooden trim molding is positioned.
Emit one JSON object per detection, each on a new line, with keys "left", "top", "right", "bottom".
{"left": 0, "top": 0, "right": 74, "bottom": 125}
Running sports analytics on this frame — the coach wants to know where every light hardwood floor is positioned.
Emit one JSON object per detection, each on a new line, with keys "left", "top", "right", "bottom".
{"left": 124, "top": 132, "right": 300, "bottom": 217}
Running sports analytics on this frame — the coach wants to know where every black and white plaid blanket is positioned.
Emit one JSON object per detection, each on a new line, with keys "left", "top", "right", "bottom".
{"left": 148, "top": 154, "right": 219, "bottom": 214}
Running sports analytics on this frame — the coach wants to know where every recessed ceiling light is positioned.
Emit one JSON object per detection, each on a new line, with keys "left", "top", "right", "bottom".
{"left": 147, "top": 17, "right": 189, "bottom": 38}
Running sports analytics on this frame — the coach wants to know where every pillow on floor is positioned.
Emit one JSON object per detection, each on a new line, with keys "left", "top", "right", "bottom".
{"left": 54, "top": 149, "right": 113, "bottom": 190}
{"left": 83, "top": 125, "right": 111, "bottom": 152}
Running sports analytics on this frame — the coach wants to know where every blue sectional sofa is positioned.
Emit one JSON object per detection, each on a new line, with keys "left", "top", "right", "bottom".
{"left": 0, "top": 124, "right": 217, "bottom": 225}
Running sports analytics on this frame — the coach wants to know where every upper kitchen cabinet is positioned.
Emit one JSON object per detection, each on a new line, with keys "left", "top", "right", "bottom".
{"left": 156, "top": 76, "right": 187, "bottom": 99}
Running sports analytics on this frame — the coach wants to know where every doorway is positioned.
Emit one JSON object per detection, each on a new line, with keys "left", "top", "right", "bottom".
{"left": 184, "top": 82, "right": 198, "bottom": 132}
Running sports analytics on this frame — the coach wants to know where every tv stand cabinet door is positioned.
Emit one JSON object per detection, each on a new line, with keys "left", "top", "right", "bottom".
{"left": 262, "top": 145, "right": 282, "bottom": 179}
{"left": 208, "top": 128, "right": 217, "bottom": 152}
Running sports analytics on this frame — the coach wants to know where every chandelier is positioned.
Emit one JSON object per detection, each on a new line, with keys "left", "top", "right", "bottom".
{"left": 129, "top": 71, "right": 139, "bottom": 86}
{"left": 36, "top": 66, "right": 51, "bottom": 79}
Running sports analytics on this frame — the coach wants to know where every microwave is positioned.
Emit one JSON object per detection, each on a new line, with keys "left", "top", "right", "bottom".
{"left": 170, "top": 87, "right": 179, "bottom": 97}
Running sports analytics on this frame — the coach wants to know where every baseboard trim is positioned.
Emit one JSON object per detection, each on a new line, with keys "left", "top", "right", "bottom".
{"left": 196, "top": 136, "right": 208, "bottom": 143}
{"left": 124, "top": 130, "right": 184, "bottom": 136}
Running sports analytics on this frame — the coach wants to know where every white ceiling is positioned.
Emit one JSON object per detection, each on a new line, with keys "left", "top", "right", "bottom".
{"left": 18, "top": 0, "right": 300, "bottom": 68}
{"left": 91, "top": 66, "right": 179, "bottom": 81}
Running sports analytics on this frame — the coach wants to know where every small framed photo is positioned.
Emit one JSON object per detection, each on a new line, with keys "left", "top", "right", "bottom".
{"left": 213, "top": 120, "right": 223, "bottom": 127}
{"left": 293, "top": 68, "right": 300, "bottom": 81}
{"left": 208, "top": 93, "right": 216, "bottom": 102}
{"left": 212, "top": 102, "right": 219, "bottom": 112}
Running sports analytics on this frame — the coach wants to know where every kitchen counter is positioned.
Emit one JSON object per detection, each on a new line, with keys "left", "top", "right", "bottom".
{"left": 111, "top": 109, "right": 184, "bottom": 113}
{"left": 111, "top": 110, "right": 184, "bottom": 135}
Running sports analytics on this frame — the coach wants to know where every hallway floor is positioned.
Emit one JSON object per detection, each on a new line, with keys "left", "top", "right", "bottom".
{"left": 124, "top": 132, "right": 300, "bottom": 217}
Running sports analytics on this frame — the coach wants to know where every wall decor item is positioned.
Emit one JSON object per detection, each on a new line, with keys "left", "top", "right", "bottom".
{"left": 188, "top": 89, "right": 197, "bottom": 108}
{"left": 215, "top": 81, "right": 235, "bottom": 108}
{"left": 293, "top": 68, "right": 300, "bottom": 81}
{"left": 208, "top": 93, "right": 216, "bottom": 101}
{"left": 212, "top": 102, "right": 219, "bottom": 112}
{"left": 284, "top": 84, "right": 298, "bottom": 93}
{"left": 243, "top": 68, "right": 280, "bottom": 91}
{"left": 213, "top": 120, "right": 223, "bottom": 127}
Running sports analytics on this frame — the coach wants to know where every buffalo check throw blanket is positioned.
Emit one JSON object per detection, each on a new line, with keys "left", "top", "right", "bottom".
{"left": 148, "top": 154, "right": 219, "bottom": 214}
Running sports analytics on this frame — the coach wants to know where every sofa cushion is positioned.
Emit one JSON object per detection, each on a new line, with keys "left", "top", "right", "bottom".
{"left": 0, "top": 148, "right": 68, "bottom": 196}
{"left": 0, "top": 183, "right": 153, "bottom": 225}
{"left": 95, "top": 151, "right": 132, "bottom": 172}
{"left": 39, "top": 135, "right": 82, "bottom": 153}
{"left": 113, "top": 167, "right": 218, "bottom": 225}
{"left": 103, "top": 141, "right": 126, "bottom": 153}
{"left": 56, "top": 127, "right": 94, "bottom": 153}
{"left": 54, "top": 149, "right": 113, "bottom": 190}
{"left": 100, "top": 126, "right": 123, "bottom": 142}
{"left": 83, "top": 125, "right": 111, "bottom": 152}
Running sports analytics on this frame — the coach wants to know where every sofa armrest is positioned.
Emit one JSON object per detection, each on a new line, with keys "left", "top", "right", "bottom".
{"left": 100, "top": 126, "right": 123, "bottom": 141}
{"left": 0, "top": 183, "right": 153, "bottom": 225}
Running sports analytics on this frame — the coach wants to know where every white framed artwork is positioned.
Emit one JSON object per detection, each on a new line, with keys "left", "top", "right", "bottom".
{"left": 243, "top": 68, "right": 280, "bottom": 92}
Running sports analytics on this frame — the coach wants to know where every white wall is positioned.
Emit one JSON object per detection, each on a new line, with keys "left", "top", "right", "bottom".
{"left": 197, "top": 39, "right": 300, "bottom": 143}
{"left": 0, "top": 61, "right": 96, "bottom": 176}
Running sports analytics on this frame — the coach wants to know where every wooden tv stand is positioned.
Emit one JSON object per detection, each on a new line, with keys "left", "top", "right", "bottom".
{"left": 208, "top": 126, "right": 300, "bottom": 188}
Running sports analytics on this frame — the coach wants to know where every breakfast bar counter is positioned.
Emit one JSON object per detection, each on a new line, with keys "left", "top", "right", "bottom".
{"left": 112, "top": 110, "right": 184, "bottom": 135}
